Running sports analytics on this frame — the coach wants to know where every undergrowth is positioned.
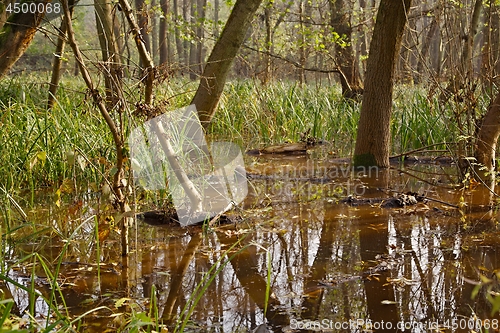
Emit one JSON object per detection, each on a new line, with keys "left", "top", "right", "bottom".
{"left": 0, "top": 73, "right": 481, "bottom": 332}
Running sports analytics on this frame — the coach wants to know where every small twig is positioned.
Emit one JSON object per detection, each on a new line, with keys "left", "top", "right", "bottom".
{"left": 208, "top": 201, "right": 236, "bottom": 228}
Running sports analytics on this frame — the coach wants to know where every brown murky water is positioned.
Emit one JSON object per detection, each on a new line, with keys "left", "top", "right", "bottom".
{"left": 3, "top": 150, "right": 500, "bottom": 332}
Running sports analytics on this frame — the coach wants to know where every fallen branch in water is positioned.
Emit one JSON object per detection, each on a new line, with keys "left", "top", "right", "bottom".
{"left": 390, "top": 142, "right": 458, "bottom": 160}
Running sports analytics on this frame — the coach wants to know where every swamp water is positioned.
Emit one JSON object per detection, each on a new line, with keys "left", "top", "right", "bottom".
{"left": 2, "top": 150, "right": 500, "bottom": 332}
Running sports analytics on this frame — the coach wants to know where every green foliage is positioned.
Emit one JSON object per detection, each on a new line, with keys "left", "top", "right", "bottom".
{"left": 0, "top": 74, "right": 114, "bottom": 195}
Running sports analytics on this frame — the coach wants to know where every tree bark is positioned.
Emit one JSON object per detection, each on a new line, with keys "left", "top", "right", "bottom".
{"left": 47, "top": 0, "right": 75, "bottom": 109}
{"left": 475, "top": 92, "right": 500, "bottom": 181}
{"left": 135, "top": 0, "right": 151, "bottom": 66}
{"left": 0, "top": 1, "right": 48, "bottom": 78}
{"left": 159, "top": 0, "right": 169, "bottom": 65}
{"left": 440, "top": 0, "right": 483, "bottom": 102}
{"left": 191, "top": 0, "right": 263, "bottom": 127}
{"left": 353, "top": 0, "right": 412, "bottom": 168}
{"left": 95, "top": 0, "right": 123, "bottom": 107}
{"left": 328, "top": 0, "right": 363, "bottom": 98}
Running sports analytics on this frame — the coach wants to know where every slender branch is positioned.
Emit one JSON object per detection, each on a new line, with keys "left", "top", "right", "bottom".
{"left": 243, "top": 44, "right": 341, "bottom": 74}
{"left": 117, "top": 0, "right": 155, "bottom": 105}
{"left": 390, "top": 142, "right": 458, "bottom": 159}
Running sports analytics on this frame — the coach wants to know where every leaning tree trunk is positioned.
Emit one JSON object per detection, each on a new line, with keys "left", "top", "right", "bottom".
{"left": 191, "top": 0, "right": 263, "bottom": 127}
{"left": 0, "top": 1, "right": 48, "bottom": 78}
{"left": 353, "top": 0, "right": 412, "bottom": 168}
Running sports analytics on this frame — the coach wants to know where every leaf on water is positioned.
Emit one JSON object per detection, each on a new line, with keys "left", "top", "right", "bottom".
{"left": 115, "top": 297, "right": 131, "bottom": 308}
{"left": 98, "top": 224, "right": 111, "bottom": 243}
{"left": 59, "top": 178, "right": 74, "bottom": 194}
{"left": 381, "top": 300, "right": 397, "bottom": 305}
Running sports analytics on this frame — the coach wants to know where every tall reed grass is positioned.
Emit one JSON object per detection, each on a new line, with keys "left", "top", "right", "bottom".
{"left": 1, "top": 74, "right": 463, "bottom": 196}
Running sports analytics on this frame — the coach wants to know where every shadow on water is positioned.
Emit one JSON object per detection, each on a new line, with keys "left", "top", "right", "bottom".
{"left": 2, "top": 150, "right": 500, "bottom": 332}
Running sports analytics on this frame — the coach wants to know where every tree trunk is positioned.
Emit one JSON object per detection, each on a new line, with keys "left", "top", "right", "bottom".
{"left": 0, "top": 1, "right": 48, "bottom": 78}
{"left": 119, "top": 0, "right": 155, "bottom": 105}
{"left": 262, "top": 1, "right": 272, "bottom": 84}
{"left": 196, "top": 0, "right": 206, "bottom": 74}
{"left": 329, "top": 0, "right": 363, "bottom": 98}
{"left": 213, "top": 0, "right": 219, "bottom": 39}
{"left": 159, "top": 0, "right": 169, "bottom": 65}
{"left": 151, "top": 0, "right": 158, "bottom": 63}
{"left": 182, "top": 0, "right": 189, "bottom": 68}
{"left": 172, "top": 0, "right": 183, "bottom": 66}
{"left": 188, "top": 0, "right": 197, "bottom": 79}
{"left": 440, "top": 0, "right": 483, "bottom": 102}
{"left": 475, "top": 92, "right": 500, "bottom": 181}
{"left": 135, "top": 0, "right": 151, "bottom": 66}
{"left": 353, "top": 0, "right": 412, "bottom": 168}
{"left": 415, "top": 15, "right": 439, "bottom": 83}
{"left": 191, "top": 0, "right": 263, "bottom": 128}
{"left": 94, "top": 0, "right": 123, "bottom": 107}
{"left": 47, "top": 0, "right": 75, "bottom": 109}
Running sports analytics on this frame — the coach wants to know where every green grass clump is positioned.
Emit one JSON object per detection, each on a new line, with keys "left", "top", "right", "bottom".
{"left": 210, "top": 79, "right": 359, "bottom": 153}
{"left": 0, "top": 74, "right": 115, "bottom": 196}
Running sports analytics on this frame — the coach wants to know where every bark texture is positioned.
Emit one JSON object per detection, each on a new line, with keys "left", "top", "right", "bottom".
{"left": 475, "top": 92, "right": 500, "bottom": 178}
{"left": 329, "top": 0, "right": 363, "bottom": 97}
{"left": 0, "top": 1, "right": 48, "bottom": 78}
{"left": 353, "top": 0, "right": 412, "bottom": 168}
{"left": 191, "top": 0, "right": 263, "bottom": 127}
{"left": 47, "top": 0, "right": 75, "bottom": 109}
{"left": 94, "top": 0, "right": 123, "bottom": 106}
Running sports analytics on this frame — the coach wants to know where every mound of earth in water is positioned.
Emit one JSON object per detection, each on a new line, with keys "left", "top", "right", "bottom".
{"left": 136, "top": 209, "right": 240, "bottom": 227}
